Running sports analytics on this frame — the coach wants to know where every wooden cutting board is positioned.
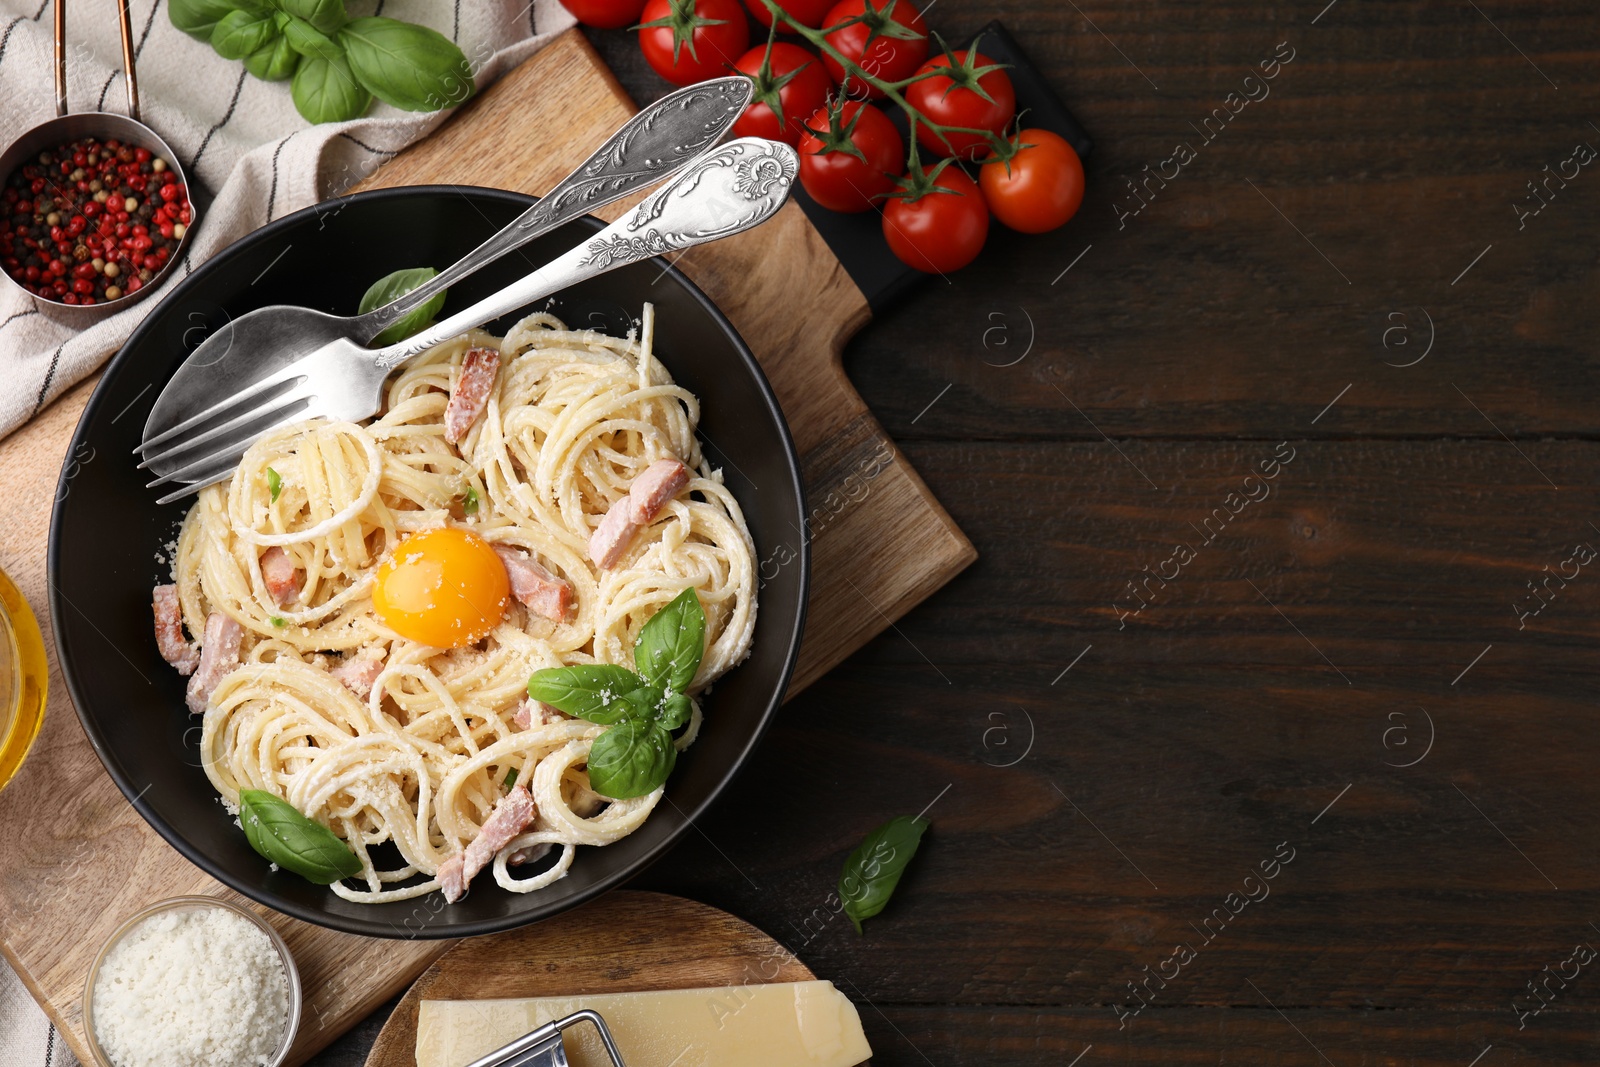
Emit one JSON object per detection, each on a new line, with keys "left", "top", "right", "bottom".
{"left": 362, "top": 891, "right": 821, "bottom": 1067}
{"left": 0, "top": 28, "right": 971, "bottom": 1067}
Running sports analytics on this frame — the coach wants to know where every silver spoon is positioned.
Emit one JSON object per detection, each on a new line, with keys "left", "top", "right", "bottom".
{"left": 137, "top": 76, "right": 752, "bottom": 458}
{"left": 139, "top": 137, "right": 798, "bottom": 502}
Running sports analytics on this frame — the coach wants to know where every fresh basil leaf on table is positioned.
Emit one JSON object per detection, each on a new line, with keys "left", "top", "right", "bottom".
{"left": 291, "top": 48, "right": 373, "bottom": 126}
{"left": 340, "top": 17, "right": 475, "bottom": 112}
{"left": 244, "top": 33, "right": 298, "bottom": 81}
{"left": 634, "top": 586, "right": 706, "bottom": 693}
{"left": 357, "top": 267, "right": 448, "bottom": 346}
{"left": 275, "top": 0, "right": 347, "bottom": 36}
{"left": 527, "top": 664, "right": 654, "bottom": 725}
{"left": 838, "top": 815, "right": 930, "bottom": 933}
{"left": 210, "top": 8, "right": 280, "bottom": 60}
{"left": 586, "top": 719, "right": 677, "bottom": 799}
{"left": 239, "top": 788, "right": 363, "bottom": 884}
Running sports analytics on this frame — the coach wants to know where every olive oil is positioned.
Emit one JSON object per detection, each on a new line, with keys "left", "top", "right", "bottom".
{"left": 0, "top": 566, "right": 47, "bottom": 791}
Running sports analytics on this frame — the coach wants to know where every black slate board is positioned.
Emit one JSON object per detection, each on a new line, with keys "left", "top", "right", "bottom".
{"left": 795, "top": 19, "right": 1094, "bottom": 312}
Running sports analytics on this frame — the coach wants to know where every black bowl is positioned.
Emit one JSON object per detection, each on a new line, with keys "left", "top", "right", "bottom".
{"left": 48, "top": 186, "right": 808, "bottom": 939}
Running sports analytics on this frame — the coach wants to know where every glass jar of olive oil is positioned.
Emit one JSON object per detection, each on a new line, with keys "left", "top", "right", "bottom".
{"left": 0, "top": 566, "right": 47, "bottom": 791}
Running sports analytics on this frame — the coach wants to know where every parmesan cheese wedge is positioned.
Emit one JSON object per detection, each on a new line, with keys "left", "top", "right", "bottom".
{"left": 416, "top": 981, "right": 873, "bottom": 1067}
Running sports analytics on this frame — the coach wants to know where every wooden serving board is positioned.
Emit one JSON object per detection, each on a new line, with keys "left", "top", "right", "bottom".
{"left": 363, "top": 891, "right": 819, "bottom": 1067}
{"left": 0, "top": 28, "right": 971, "bottom": 1067}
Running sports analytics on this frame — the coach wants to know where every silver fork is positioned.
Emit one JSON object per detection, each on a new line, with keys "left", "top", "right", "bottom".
{"left": 136, "top": 76, "right": 752, "bottom": 473}
{"left": 138, "top": 137, "right": 798, "bottom": 504}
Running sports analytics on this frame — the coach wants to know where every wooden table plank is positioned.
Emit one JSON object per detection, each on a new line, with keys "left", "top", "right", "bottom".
{"left": 249, "top": 1, "right": 1600, "bottom": 1064}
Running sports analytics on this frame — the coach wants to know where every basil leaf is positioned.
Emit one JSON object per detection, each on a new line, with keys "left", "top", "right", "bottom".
{"left": 282, "top": 14, "right": 341, "bottom": 60}
{"left": 238, "top": 789, "right": 362, "bottom": 884}
{"left": 634, "top": 587, "right": 706, "bottom": 693}
{"left": 291, "top": 47, "right": 372, "bottom": 124}
{"left": 266, "top": 466, "right": 281, "bottom": 500}
{"left": 838, "top": 815, "right": 929, "bottom": 933}
{"left": 211, "top": 8, "right": 280, "bottom": 60}
{"left": 339, "top": 17, "right": 474, "bottom": 113}
{"left": 170, "top": 0, "right": 264, "bottom": 41}
{"left": 657, "top": 691, "right": 693, "bottom": 731}
{"left": 527, "top": 664, "right": 651, "bottom": 725}
{"left": 357, "top": 267, "right": 447, "bottom": 346}
{"left": 586, "top": 719, "right": 676, "bottom": 799}
{"left": 244, "top": 33, "right": 298, "bottom": 80}
{"left": 275, "top": 0, "right": 347, "bottom": 35}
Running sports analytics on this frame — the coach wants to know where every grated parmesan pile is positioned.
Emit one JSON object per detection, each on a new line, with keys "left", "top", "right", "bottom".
{"left": 92, "top": 905, "right": 291, "bottom": 1067}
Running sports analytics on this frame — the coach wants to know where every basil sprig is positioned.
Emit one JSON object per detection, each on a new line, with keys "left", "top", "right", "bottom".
{"left": 340, "top": 17, "right": 475, "bottom": 112}
{"left": 526, "top": 588, "right": 706, "bottom": 799}
{"left": 169, "top": 0, "right": 472, "bottom": 125}
{"left": 357, "top": 267, "right": 448, "bottom": 346}
{"left": 838, "top": 816, "right": 929, "bottom": 933}
{"left": 239, "top": 788, "right": 362, "bottom": 884}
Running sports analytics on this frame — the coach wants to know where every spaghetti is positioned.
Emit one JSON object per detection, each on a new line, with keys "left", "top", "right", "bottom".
{"left": 171, "top": 306, "right": 756, "bottom": 903}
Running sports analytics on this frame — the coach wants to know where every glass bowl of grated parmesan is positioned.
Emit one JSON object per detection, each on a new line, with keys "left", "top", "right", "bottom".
{"left": 83, "top": 895, "right": 301, "bottom": 1067}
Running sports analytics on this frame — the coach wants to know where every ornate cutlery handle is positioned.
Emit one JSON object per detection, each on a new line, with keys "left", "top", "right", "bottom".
{"left": 374, "top": 138, "right": 798, "bottom": 370}
{"left": 355, "top": 76, "right": 753, "bottom": 342}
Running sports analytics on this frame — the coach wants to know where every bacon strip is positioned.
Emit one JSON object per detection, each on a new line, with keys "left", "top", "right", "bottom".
{"left": 587, "top": 457, "right": 691, "bottom": 570}
{"left": 440, "top": 785, "right": 539, "bottom": 903}
{"left": 331, "top": 648, "right": 385, "bottom": 700}
{"left": 494, "top": 546, "right": 573, "bottom": 621}
{"left": 587, "top": 499, "right": 638, "bottom": 570}
{"left": 443, "top": 346, "right": 500, "bottom": 445}
{"left": 259, "top": 547, "right": 302, "bottom": 607}
{"left": 437, "top": 854, "right": 466, "bottom": 903}
{"left": 627, "top": 458, "right": 691, "bottom": 524}
{"left": 511, "top": 697, "right": 566, "bottom": 731}
{"left": 185, "top": 612, "right": 243, "bottom": 715}
{"left": 152, "top": 584, "right": 199, "bottom": 676}
{"left": 508, "top": 843, "right": 551, "bottom": 867}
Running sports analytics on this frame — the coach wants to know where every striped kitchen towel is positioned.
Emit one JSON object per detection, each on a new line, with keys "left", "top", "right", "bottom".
{"left": 0, "top": 0, "right": 577, "bottom": 441}
{"left": 1, "top": 950, "right": 80, "bottom": 1065}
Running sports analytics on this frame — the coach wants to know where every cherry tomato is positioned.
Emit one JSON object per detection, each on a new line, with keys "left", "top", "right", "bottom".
{"left": 797, "top": 100, "right": 905, "bottom": 212}
{"left": 745, "top": 0, "right": 835, "bottom": 32}
{"left": 883, "top": 163, "right": 989, "bottom": 273}
{"left": 559, "top": 0, "right": 648, "bottom": 29}
{"left": 906, "top": 49, "right": 1016, "bottom": 159}
{"left": 821, "top": 0, "right": 928, "bottom": 99}
{"left": 638, "top": 0, "right": 751, "bottom": 86}
{"left": 373, "top": 527, "right": 510, "bottom": 648}
{"left": 979, "top": 129, "right": 1085, "bottom": 234}
{"left": 732, "top": 43, "right": 834, "bottom": 145}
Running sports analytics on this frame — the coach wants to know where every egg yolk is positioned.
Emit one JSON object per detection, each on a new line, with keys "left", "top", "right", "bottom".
{"left": 372, "top": 527, "right": 509, "bottom": 648}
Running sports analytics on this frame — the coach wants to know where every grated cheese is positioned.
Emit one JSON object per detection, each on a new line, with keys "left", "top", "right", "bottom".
{"left": 92, "top": 905, "right": 291, "bottom": 1067}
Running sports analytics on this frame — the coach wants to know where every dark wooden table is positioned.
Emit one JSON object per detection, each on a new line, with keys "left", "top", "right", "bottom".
{"left": 309, "top": 3, "right": 1600, "bottom": 1064}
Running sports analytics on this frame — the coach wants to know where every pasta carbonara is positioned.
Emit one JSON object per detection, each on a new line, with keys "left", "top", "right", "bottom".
{"left": 156, "top": 305, "right": 756, "bottom": 904}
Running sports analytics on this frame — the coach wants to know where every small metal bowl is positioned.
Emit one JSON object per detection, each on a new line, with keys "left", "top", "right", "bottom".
{"left": 82, "top": 895, "right": 302, "bottom": 1067}
{"left": 0, "top": 0, "right": 197, "bottom": 322}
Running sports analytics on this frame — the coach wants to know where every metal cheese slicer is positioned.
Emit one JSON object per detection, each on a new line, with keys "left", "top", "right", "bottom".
{"left": 464, "top": 1009, "right": 627, "bottom": 1067}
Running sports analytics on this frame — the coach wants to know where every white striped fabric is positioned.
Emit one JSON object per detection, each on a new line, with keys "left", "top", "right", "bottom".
{"left": 1, "top": 951, "right": 79, "bottom": 1065}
